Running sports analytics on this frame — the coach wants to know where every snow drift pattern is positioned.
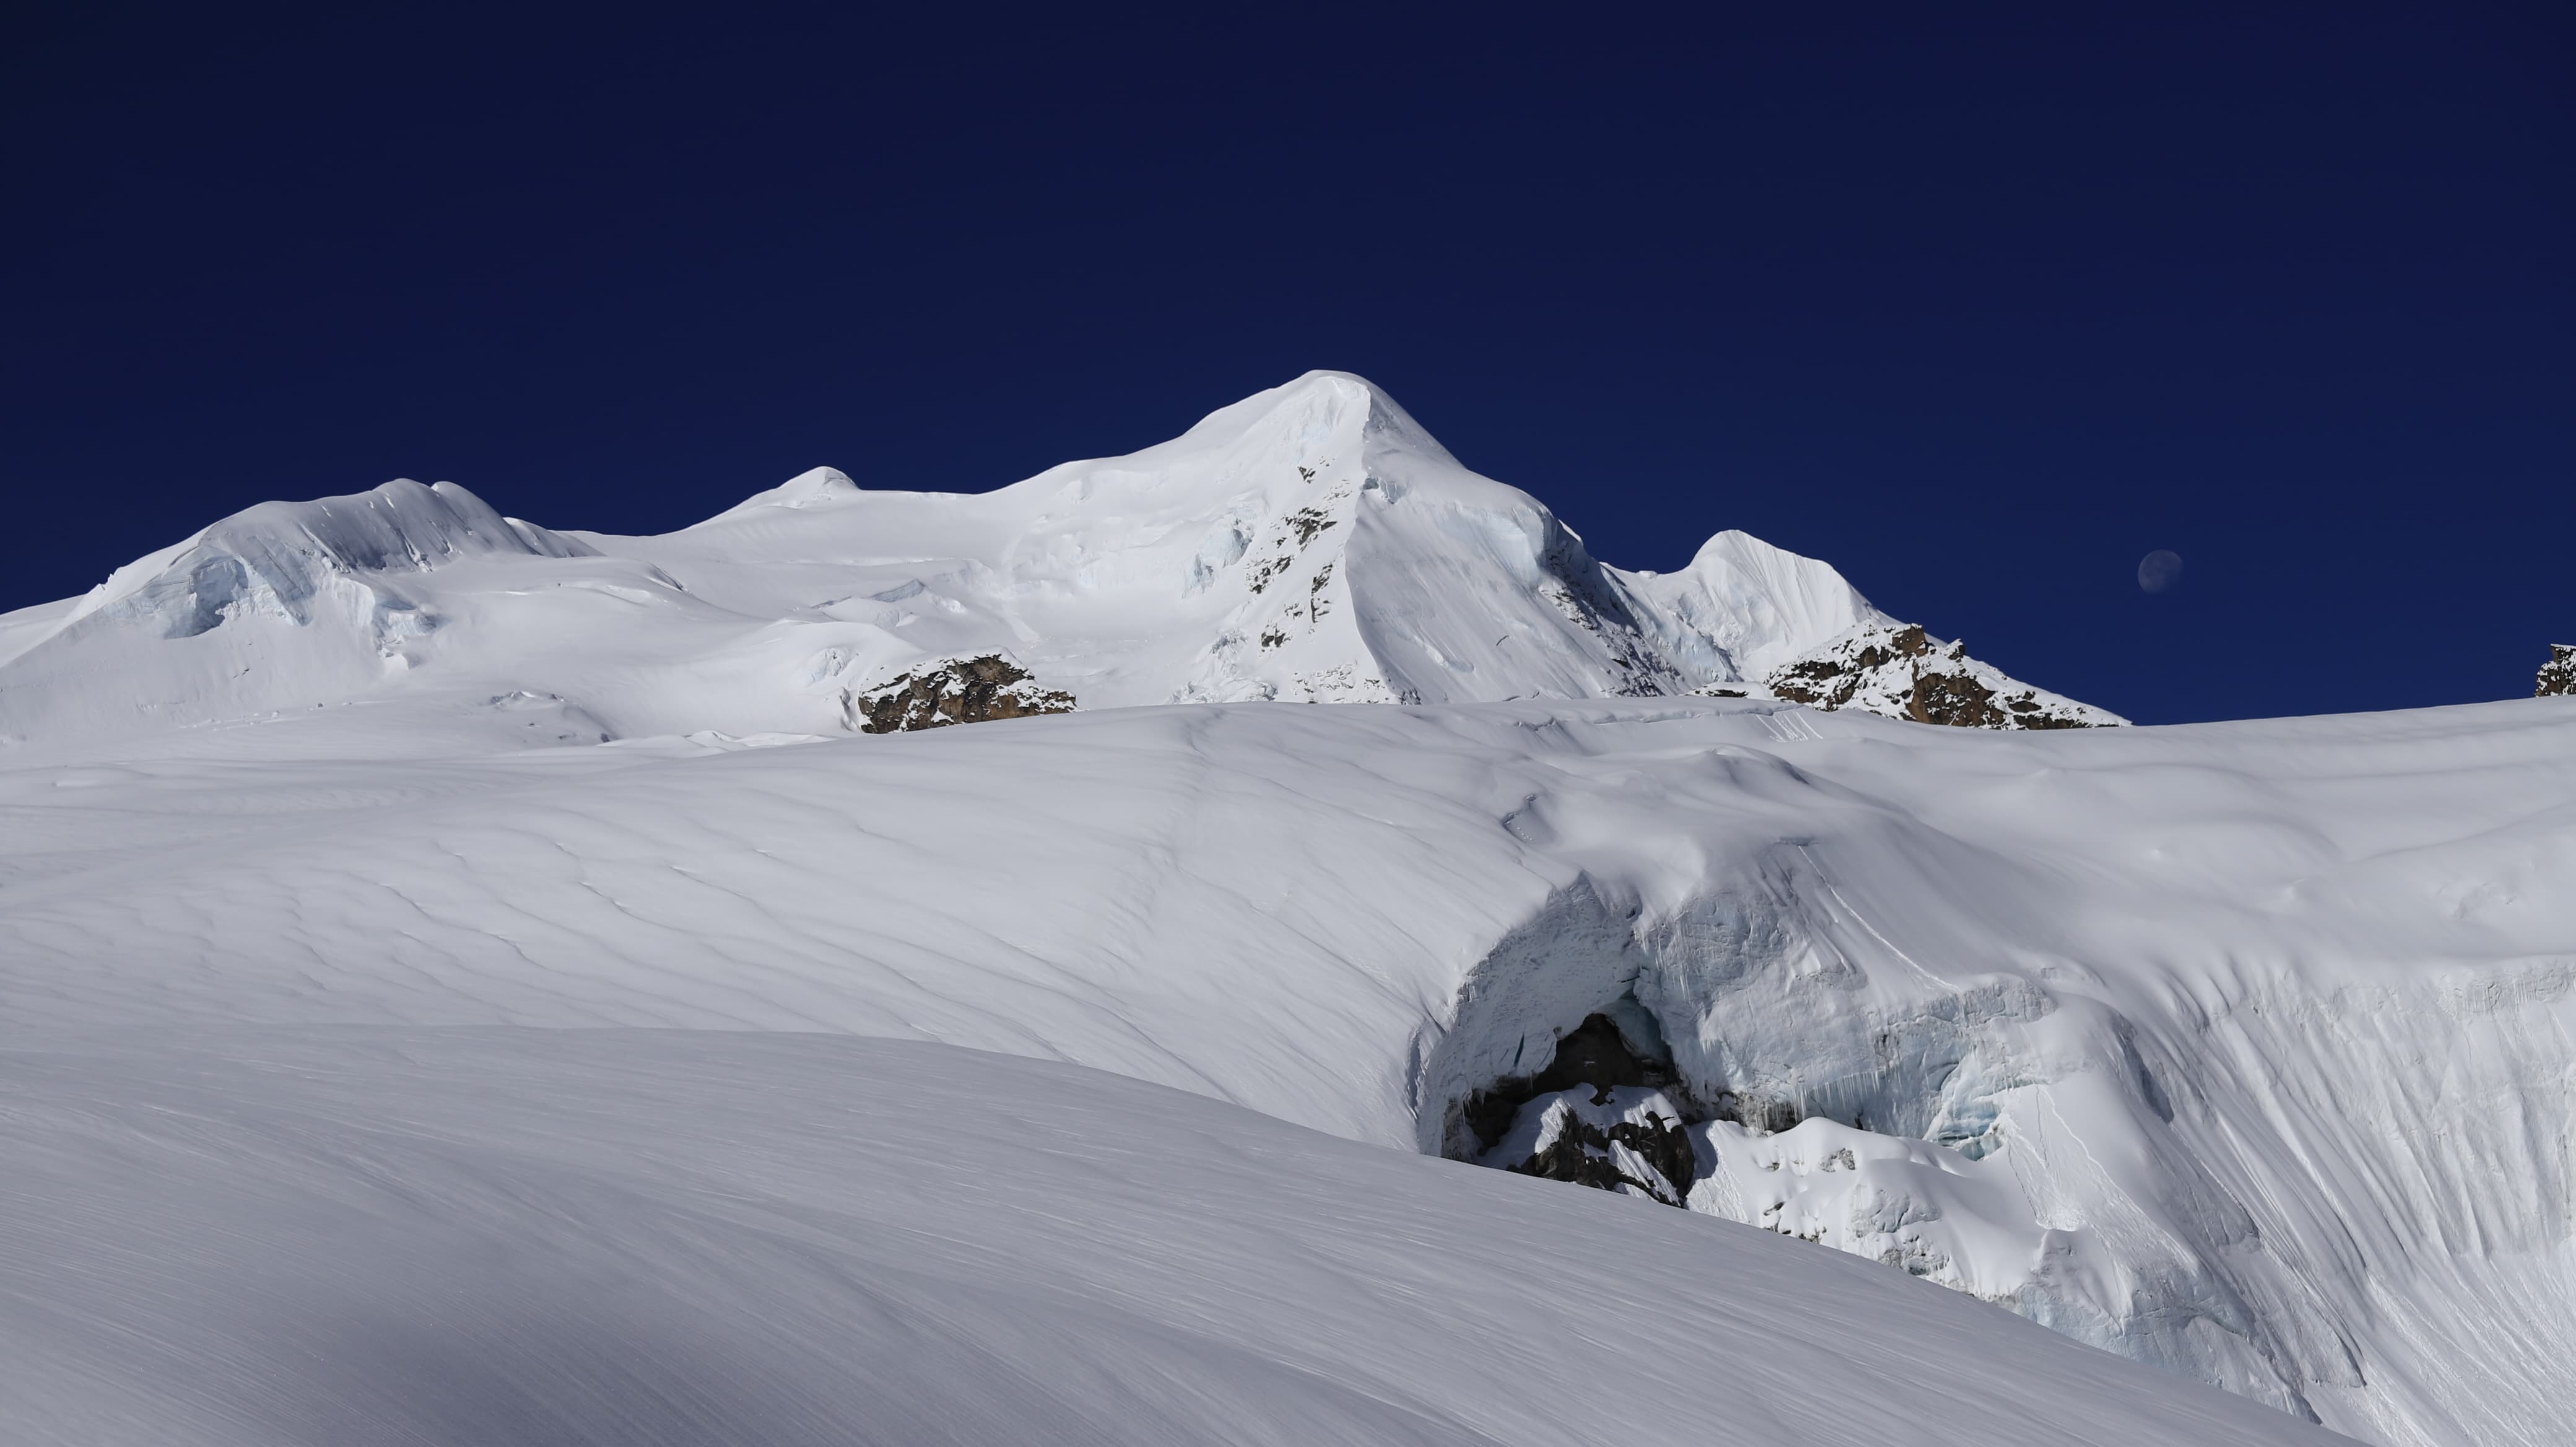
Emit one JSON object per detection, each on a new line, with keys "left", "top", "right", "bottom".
{"left": 0, "top": 1029, "right": 2335, "bottom": 1447}
{"left": 2, "top": 695, "right": 2572, "bottom": 1445}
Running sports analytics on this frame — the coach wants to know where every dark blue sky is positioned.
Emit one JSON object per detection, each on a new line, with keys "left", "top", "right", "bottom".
{"left": 5, "top": 4, "right": 2567, "bottom": 723}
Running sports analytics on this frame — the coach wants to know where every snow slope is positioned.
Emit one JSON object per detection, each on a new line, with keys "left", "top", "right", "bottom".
{"left": 0, "top": 1028, "right": 2335, "bottom": 1447}
{"left": 0, "top": 372, "right": 2557, "bottom": 1444}
{"left": 2, "top": 694, "right": 2572, "bottom": 1444}
{"left": 0, "top": 372, "right": 2113, "bottom": 753}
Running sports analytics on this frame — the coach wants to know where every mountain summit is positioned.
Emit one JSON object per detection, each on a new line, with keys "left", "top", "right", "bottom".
{"left": 0, "top": 373, "right": 2115, "bottom": 750}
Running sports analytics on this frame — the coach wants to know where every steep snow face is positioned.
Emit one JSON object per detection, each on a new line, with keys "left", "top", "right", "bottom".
{"left": 0, "top": 372, "right": 2112, "bottom": 754}
{"left": 4, "top": 694, "right": 2573, "bottom": 1445}
{"left": 0, "top": 1029, "right": 2336, "bottom": 1447}
{"left": 612, "top": 375, "right": 1407, "bottom": 714}
{"left": 575, "top": 372, "right": 1731, "bottom": 712}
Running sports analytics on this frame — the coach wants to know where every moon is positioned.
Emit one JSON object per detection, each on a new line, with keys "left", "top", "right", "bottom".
{"left": 2138, "top": 549, "right": 2183, "bottom": 593}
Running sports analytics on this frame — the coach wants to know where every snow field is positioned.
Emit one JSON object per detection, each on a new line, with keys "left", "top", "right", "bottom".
{"left": 0, "top": 1027, "right": 2346, "bottom": 1446}
{"left": 1, "top": 696, "right": 2572, "bottom": 1442}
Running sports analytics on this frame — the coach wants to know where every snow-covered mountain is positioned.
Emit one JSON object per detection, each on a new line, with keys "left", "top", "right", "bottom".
{"left": 0, "top": 372, "right": 2113, "bottom": 753}
{"left": 4, "top": 374, "right": 2567, "bottom": 1446}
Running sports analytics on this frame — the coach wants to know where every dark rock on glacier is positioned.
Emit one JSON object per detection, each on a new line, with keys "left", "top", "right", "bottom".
{"left": 851, "top": 655, "right": 1076, "bottom": 733}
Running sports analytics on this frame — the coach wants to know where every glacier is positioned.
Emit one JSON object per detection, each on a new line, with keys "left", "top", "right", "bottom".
{"left": 0, "top": 372, "right": 2566, "bottom": 1445}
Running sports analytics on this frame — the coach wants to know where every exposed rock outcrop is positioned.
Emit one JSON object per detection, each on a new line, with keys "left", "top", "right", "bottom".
{"left": 1467, "top": 1012, "right": 1702, "bottom": 1205}
{"left": 1764, "top": 624, "right": 2111, "bottom": 731}
{"left": 2538, "top": 645, "right": 2575, "bottom": 698}
{"left": 849, "top": 655, "right": 1075, "bottom": 733}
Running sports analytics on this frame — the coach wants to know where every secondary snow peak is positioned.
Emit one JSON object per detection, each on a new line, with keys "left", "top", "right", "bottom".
{"left": 711, "top": 465, "right": 861, "bottom": 518}
{"left": 1622, "top": 528, "right": 1890, "bottom": 679}
{"left": 72, "top": 478, "right": 591, "bottom": 631}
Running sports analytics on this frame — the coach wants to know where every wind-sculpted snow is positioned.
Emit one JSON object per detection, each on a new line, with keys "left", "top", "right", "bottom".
{"left": 3, "top": 695, "right": 2573, "bottom": 1443}
{"left": 0, "top": 372, "right": 2112, "bottom": 753}
{"left": 0, "top": 1029, "right": 2336, "bottom": 1447}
